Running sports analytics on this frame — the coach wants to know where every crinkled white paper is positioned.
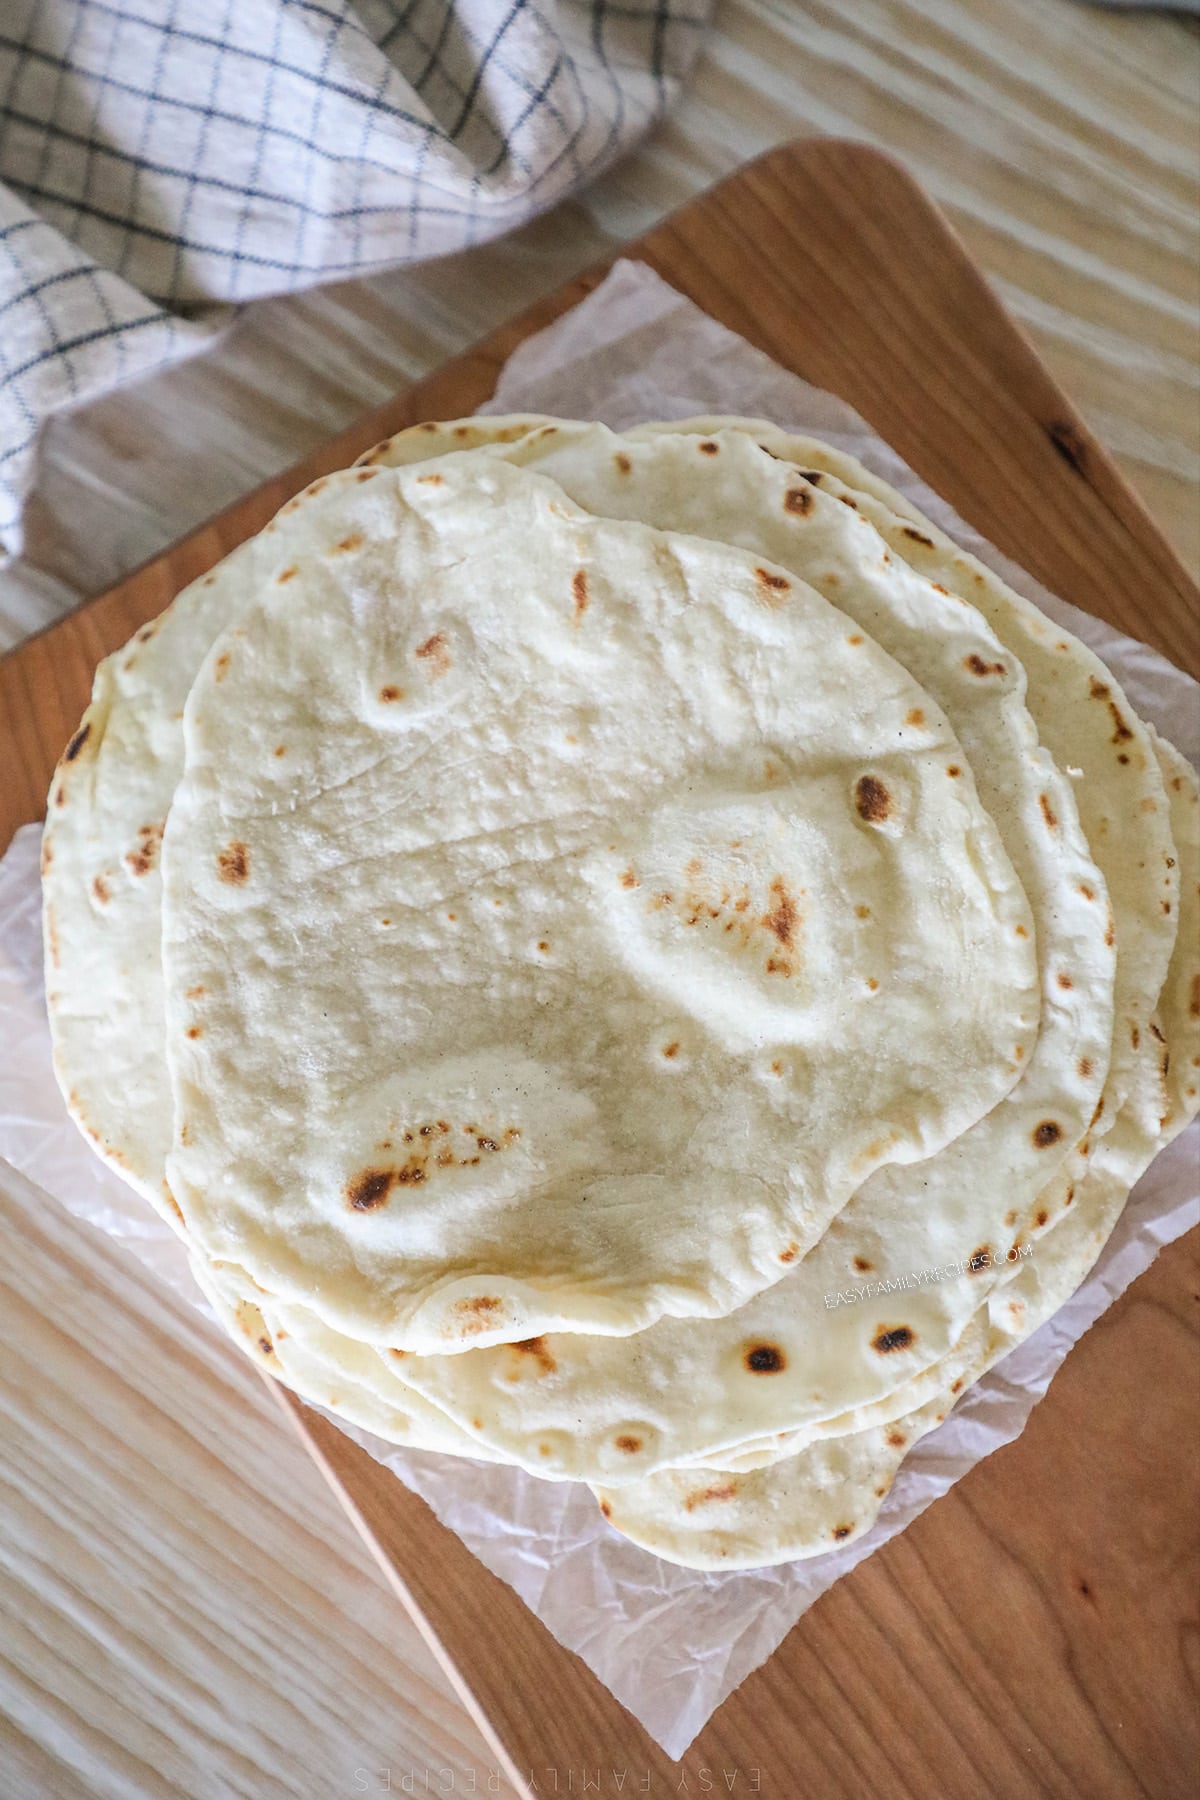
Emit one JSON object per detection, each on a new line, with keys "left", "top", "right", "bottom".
{"left": 1, "top": 261, "right": 1196, "bottom": 1760}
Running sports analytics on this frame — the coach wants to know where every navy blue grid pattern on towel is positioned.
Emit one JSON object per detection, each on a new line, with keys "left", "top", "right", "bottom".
{"left": 0, "top": 0, "right": 712, "bottom": 563}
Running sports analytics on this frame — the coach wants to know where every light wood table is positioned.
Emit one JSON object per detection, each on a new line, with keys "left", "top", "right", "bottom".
{"left": 2, "top": 4, "right": 1198, "bottom": 1795}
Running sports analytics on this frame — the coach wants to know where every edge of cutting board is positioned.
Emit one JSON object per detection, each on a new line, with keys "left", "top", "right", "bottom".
{"left": 2, "top": 140, "right": 1197, "bottom": 1798}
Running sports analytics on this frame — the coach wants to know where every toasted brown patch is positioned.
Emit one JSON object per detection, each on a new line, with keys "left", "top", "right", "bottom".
{"left": 1057, "top": 972, "right": 1073, "bottom": 989}
{"left": 761, "top": 876, "right": 798, "bottom": 948}
{"left": 614, "top": 452, "right": 631, "bottom": 474}
{"left": 346, "top": 1168, "right": 394, "bottom": 1211}
{"left": 965, "top": 653, "right": 1006, "bottom": 677}
{"left": 356, "top": 468, "right": 378, "bottom": 481}
{"left": 186, "top": 1025, "right": 201, "bottom": 1040}
{"left": 853, "top": 1256, "right": 873, "bottom": 1273}
{"left": 1078, "top": 1057, "right": 1093, "bottom": 1079}
{"left": 599, "top": 1498, "right": 613, "bottom": 1518}
{"left": 662, "top": 1042, "right": 680, "bottom": 1059}
{"left": 64, "top": 723, "right": 91, "bottom": 762}
{"left": 1033, "top": 1120, "right": 1062, "bottom": 1149}
{"left": 333, "top": 531, "right": 364, "bottom": 553}
{"left": 1036, "top": 1209, "right": 1049, "bottom": 1228}
{"left": 906, "top": 708, "right": 925, "bottom": 727}
{"left": 615, "top": 1434, "right": 643, "bottom": 1454}
{"left": 784, "top": 486, "right": 812, "bottom": 516}
{"left": 1079, "top": 883, "right": 1095, "bottom": 901}
{"left": 873, "top": 1326, "right": 914, "bottom": 1354}
{"left": 744, "top": 1343, "right": 786, "bottom": 1374}
{"left": 1190, "top": 975, "right": 1200, "bottom": 1019}
{"left": 946, "top": 764, "right": 961, "bottom": 779}
{"left": 125, "top": 822, "right": 164, "bottom": 878}
{"left": 1004, "top": 1209, "right": 1017, "bottom": 1227}
{"left": 416, "top": 632, "right": 450, "bottom": 675}
{"left": 277, "top": 565, "right": 298, "bottom": 584}
{"left": 572, "top": 569, "right": 589, "bottom": 620}
{"left": 902, "top": 526, "right": 934, "bottom": 547}
{"left": 91, "top": 874, "right": 110, "bottom": 904}
{"left": 697, "top": 439, "right": 719, "bottom": 455}
{"left": 1039, "top": 794, "right": 1058, "bottom": 830}
{"left": 214, "top": 651, "right": 231, "bottom": 680}
{"left": 217, "top": 841, "right": 249, "bottom": 884}
{"left": 855, "top": 904, "right": 871, "bottom": 919}
{"left": 886, "top": 1430, "right": 907, "bottom": 1448}
{"left": 514, "top": 1336, "right": 556, "bottom": 1376}
{"left": 754, "top": 566, "right": 791, "bottom": 602}
{"left": 967, "top": 1246, "right": 990, "bottom": 1273}
{"left": 854, "top": 774, "right": 891, "bottom": 823}
{"left": 415, "top": 473, "right": 444, "bottom": 486}
{"left": 379, "top": 685, "right": 404, "bottom": 702}
{"left": 779, "top": 1243, "right": 800, "bottom": 1263}
{"left": 685, "top": 1483, "right": 738, "bottom": 1511}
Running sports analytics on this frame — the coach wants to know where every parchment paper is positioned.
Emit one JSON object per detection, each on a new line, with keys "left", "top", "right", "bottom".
{"left": 1, "top": 260, "right": 1196, "bottom": 1760}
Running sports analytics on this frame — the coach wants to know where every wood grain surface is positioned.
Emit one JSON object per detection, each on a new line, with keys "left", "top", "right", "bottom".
{"left": 1, "top": 45, "right": 1198, "bottom": 1800}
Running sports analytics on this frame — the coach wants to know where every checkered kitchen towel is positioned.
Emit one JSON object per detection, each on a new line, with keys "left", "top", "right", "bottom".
{"left": 0, "top": 0, "right": 712, "bottom": 565}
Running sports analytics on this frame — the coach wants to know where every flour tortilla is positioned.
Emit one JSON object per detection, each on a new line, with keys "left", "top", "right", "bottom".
{"left": 191, "top": 1252, "right": 506, "bottom": 1460}
{"left": 342, "top": 420, "right": 1118, "bottom": 1477}
{"left": 41, "top": 467, "right": 375, "bottom": 1224}
{"left": 589, "top": 748, "right": 1197, "bottom": 1565}
{"left": 628, "top": 417, "right": 1177, "bottom": 1145}
{"left": 162, "top": 455, "right": 1038, "bottom": 1353}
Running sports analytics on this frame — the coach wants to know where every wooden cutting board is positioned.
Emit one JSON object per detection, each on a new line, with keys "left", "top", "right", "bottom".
{"left": 2, "top": 140, "right": 1197, "bottom": 1800}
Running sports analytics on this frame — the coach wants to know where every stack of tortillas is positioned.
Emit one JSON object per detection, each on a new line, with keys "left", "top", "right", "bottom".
{"left": 42, "top": 417, "right": 1199, "bottom": 1571}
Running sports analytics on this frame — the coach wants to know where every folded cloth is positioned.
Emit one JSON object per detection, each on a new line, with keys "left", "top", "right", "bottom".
{"left": 0, "top": 0, "right": 712, "bottom": 566}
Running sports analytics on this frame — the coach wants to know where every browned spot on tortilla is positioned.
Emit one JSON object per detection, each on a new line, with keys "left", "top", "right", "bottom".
{"left": 744, "top": 1343, "right": 786, "bottom": 1374}
{"left": 902, "top": 526, "right": 934, "bottom": 547}
{"left": 161, "top": 1183, "right": 185, "bottom": 1227}
{"left": 355, "top": 468, "right": 378, "bottom": 481}
{"left": 91, "top": 874, "right": 110, "bottom": 904}
{"left": 379, "top": 686, "right": 404, "bottom": 705}
{"left": 866, "top": 977, "right": 879, "bottom": 991}
{"left": 1078, "top": 1056, "right": 1093, "bottom": 1080}
{"left": 770, "top": 1059, "right": 783, "bottom": 1074}
{"left": 186, "top": 1025, "right": 201, "bottom": 1040}
{"left": 853, "top": 1256, "right": 873, "bottom": 1272}
{"left": 1079, "top": 883, "right": 1095, "bottom": 900}
{"left": 965, "top": 652, "right": 1006, "bottom": 677}
{"left": 333, "top": 531, "right": 364, "bottom": 553}
{"left": 1190, "top": 975, "right": 1200, "bottom": 1019}
{"left": 1108, "top": 701, "right": 1133, "bottom": 744}
{"left": 54, "top": 785, "right": 66, "bottom": 807}
{"left": 1015, "top": 924, "right": 1028, "bottom": 938}
{"left": 779, "top": 1243, "right": 800, "bottom": 1263}
{"left": 277, "top": 565, "right": 298, "bottom": 584}
{"left": 873, "top": 1326, "right": 914, "bottom": 1354}
{"left": 618, "top": 867, "right": 640, "bottom": 893}
{"left": 415, "top": 473, "right": 444, "bottom": 486}
{"left": 1039, "top": 794, "right": 1058, "bottom": 829}
{"left": 572, "top": 569, "right": 589, "bottom": 619}
{"left": 697, "top": 439, "right": 719, "bottom": 455}
{"left": 784, "top": 486, "right": 812, "bottom": 515}
{"left": 514, "top": 1336, "right": 557, "bottom": 1376}
{"left": 685, "top": 1483, "right": 738, "bottom": 1511}
{"left": 1057, "top": 972, "right": 1073, "bottom": 989}
{"left": 1036, "top": 1209, "right": 1049, "bottom": 1227}
{"left": 256, "top": 1334, "right": 275, "bottom": 1358}
{"left": 416, "top": 632, "right": 450, "bottom": 675}
{"left": 906, "top": 708, "right": 925, "bottom": 727}
{"left": 346, "top": 1168, "right": 395, "bottom": 1210}
{"left": 64, "top": 723, "right": 91, "bottom": 762}
{"left": 599, "top": 1498, "right": 613, "bottom": 1518}
{"left": 125, "top": 822, "right": 163, "bottom": 878}
{"left": 1014, "top": 1045, "right": 1024, "bottom": 1059}
{"left": 1004, "top": 1209, "right": 1018, "bottom": 1228}
{"left": 662, "top": 1042, "right": 680, "bottom": 1059}
{"left": 614, "top": 451, "right": 631, "bottom": 474}
{"left": 765, "top": 957, "right": 793, "bottom": 977}
{"left": 761, "top": 876, "right": 798, "bottom": 948}
{"left": 214, "top": 652, "right": 231, "bottom": 681}
{"left": 855, "top": 904, "right": 871, "bottom": 919}
{"left": 931, "top": 582, "right": 950, "bottom": 595}
{"left": 886, "top": 1430, "right": 907, "bottom": 1448}
{"left": 946, "top": 764, "right": 961, "bottom": 779}
{"left": 754, "top": 566, "right": 791, "bottom": 602}
{"left": 967, "top": 1246, "right": 990, "bottom": 1273}
{"left": 1162, "top": 899, "right": 1172, "bottom": 915}
{"left": 1104, "top": 918, "right": 1115, "bottom": 948}
{"left": 536, "top": 939, "right": 549, "bottom": 953}
{"left": 615, "top": 1434, "right": 643, "bottom": 1454}
{"left": 1033, "top": 1120, "right": 1062, "bottom": 1149}
{"left": 1118, "top": 753, "right": 1130, "bottom": 764}
{"left": 217, "top": 841, "right": 249, "bottom": 884}
{"left": 273, "top": 745, "right": 287, "bottom": 759}
{"left": 854, "top": 774, "right": 891, "bottom": 823}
